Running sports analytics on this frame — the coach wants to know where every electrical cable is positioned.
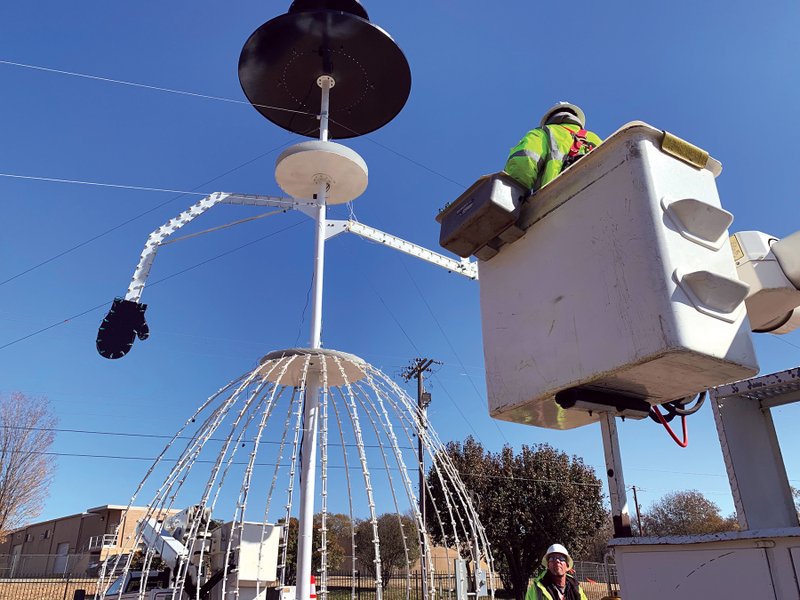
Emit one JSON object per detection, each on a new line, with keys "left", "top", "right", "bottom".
{"left": 0, "top": 137, "right": 299, "bottom": 287}
{"left": 1, "top": 58, "right": 467, "bottom": 191}
{"left": 0, "top": 173, "right": 207, "bottom": 195}
{"left": 0, "top": 59, "right": 317, "bottom": 117}
{"left": 27, "top": 431, "right": 795, "bottom": 487}
{"left": 666, "top": 392, "right": 706, "bottom": 417}
{"left": 651, "top": 406, "right": 689, "bottom": 448}
{"left": 1, "top": 424, "right": 414, "bottom": 450}
{"left": 397, "top": 258, "right": 509, "bottom": 445}
{"left": 293, "top": 276, "right": 314, "bottom": 347}
{"left": 12, "top": 425, "right": 771, "bottom": 486}
{"left": 354, "top": 259, "right": 485, "bottom": 442}
{"left": 341, "top": 247, "right": 484, "bottom": 442}
{"left": 364, "top": 277, "right": 422, "bottom": 356}
{"left": 328, "top": 116, "right": 467, "bottom": 189}
{"left": 648, "top": 392, "right": 706, "bottom": 424}
{"left": 25, "top": 449, "right": 605, "bottom": 487}
{"left": 0, "top": 62, "right": 470, "bottom": 297}
{"left": 0, "top": 219, "right": 306, "bottom": 352}
{"left": 429, "top": 373, "right": 482, "bottom": 442}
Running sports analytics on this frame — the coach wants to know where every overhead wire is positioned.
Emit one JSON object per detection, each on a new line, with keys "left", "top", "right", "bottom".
{"left": 0, "top": 59, "right": 317, "bottom": 117}
{"left": 0, "top": 218, "right": 307, "bottom": 352}
{"left": 328, "top": 116, "right": 467, "bottom": 189}
{"left": 8, "top": 57, "right": 732, "bottom": 499}
{"left": 396, "top": 257, "right": 509, "bottom": 444}
{"left": 29, "top": 448, "right": 606, "bottom": 487}
{"left": 364, "top": 277, "right": 422, "bottom": 356}
{"left": 293, "top": 276, "right": 314, "bottom": 347}
{"left": 3, "top": 42, "right": 774, "bottom": 526}
{"left": 3, "top": 424, "right": 415, "bottom": 451}
{"left": 0, "top": 137, "right": 299, "bottom": 287}
{"left": 23, "top": 428, "right": 795, "bottom": 487}
{"left": 0, "top": 57, "right": 466, "bottom": 198}
{"left": 0, "top": 58, "right": 472, "bottom": 355}
{"left": 0, "top": 173, "right": 208, "bottom": 196}
{"left": 335, "top": 244, "right": 484, "bottom": 441}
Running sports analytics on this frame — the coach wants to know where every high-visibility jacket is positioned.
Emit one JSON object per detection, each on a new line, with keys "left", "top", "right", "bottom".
{"left": 524, "top": 571, "right": 588, "bottom": 600}
{"left": 504, "top": 124, "right": 602, "bottom": 192}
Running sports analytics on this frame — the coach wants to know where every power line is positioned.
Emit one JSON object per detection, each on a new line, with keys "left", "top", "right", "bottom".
{"left": 41, "top": 444, "right": 800, "bottom": 488}
{"left": 329, "top": 116, "right": 467, "bottom": 190}
{"left": 354, "top": 257, "right": 485, "bottom": 442}
{"left": 0, "top": 173, "right": 207, "bottom": 196}
{"left": 365, "top": 277, "right": 421, "bottom": 355}
{"left": 0, "top": 219, "right": 307, "bottom": 352}
{"left": 0, "top": 58, "right": 466, "bottom": 192}
{"left": 397, "top": 257, "right": 509, "bottom": 444}
{"left": 0, "top": 59, "right": 468, "bottom": 295}
{"left": 4, "top": 424, "right": 413, "bottom": 450}
{"left": 37, "top": 449, "right": 603, "bottom": 485}
{"left": 0, "top": 137, "right": 298, "bottom": 287}
{"left": 11, "top": 427, "right": 778, "bottom": 488}
{"left": 0, "top": 59, "right": 316, "bottom": 117}
{"left": 27, "top": 451, "right": 409, "bottom": 470}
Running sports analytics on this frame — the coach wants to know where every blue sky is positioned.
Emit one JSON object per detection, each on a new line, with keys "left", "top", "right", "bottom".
{"left": 1, "top": 0, "right": 799, "bottom": 526}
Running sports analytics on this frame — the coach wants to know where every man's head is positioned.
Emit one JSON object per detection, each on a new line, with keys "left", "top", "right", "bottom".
{"left": 540, "top": 102, "right": 585, "bottom": 128}
{"left": 542, "top": 543, "right": 574, "bottom": 577}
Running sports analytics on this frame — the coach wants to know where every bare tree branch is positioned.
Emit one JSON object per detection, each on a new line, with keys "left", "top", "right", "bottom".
{"left": 0, "top": 392, "right": 57, "bottom": 535}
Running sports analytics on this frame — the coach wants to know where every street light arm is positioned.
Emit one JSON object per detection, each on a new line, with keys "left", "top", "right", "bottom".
{"left": 125, "top": 192, "right": 308, "bottom": 302}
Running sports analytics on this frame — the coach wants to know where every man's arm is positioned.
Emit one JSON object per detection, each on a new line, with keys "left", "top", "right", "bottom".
{"left": 586, "top": 130, "right": 603, "bottom": 147}
{"left": 504, "top": 128, "right": 549, "bottom": 190}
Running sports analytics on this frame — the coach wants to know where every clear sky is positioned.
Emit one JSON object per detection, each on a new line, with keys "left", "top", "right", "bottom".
{"left": 1, "top": 1, "right": 799, "bottom": 526}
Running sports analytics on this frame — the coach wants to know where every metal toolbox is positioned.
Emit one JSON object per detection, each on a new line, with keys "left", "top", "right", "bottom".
{"left": 436, "top": 172, "right": 526, "bottom": 260}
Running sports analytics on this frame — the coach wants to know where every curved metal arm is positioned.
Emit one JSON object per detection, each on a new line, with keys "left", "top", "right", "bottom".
{"left": 124, "top": 192, "right": 307, "bottom": 302}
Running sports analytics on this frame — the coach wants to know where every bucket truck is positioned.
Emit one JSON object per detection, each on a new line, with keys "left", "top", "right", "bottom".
{"left": 103, "top": 506, "right": 281, "bottom": 600}
{"left": 438, "top": 121, "right": 800, "bottom": 598}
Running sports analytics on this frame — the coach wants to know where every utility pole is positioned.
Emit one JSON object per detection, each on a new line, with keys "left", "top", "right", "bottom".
{"left": 631, "top": 485, "right": 645, "bottom": 536}
{"left": 401, "top": 357, "right": 439, "bottom": 600}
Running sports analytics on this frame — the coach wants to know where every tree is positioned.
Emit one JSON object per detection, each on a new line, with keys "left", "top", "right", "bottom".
{"left": 0, "top": 392, "right": 57, "bottom": 534}
{"left": 354, "top": 513, "right": 420, "bottom": 588}
{"left": 640, "top": 490, "right": 737, "bottom": 536}
{"left": 576, "top": 509, "right": 614, "bottom": 562}
{"left": 281, "top": 512, "right": 351, "bottom": 584}
{"left": 426, "top": 437, "right": 605, "bottom": 600}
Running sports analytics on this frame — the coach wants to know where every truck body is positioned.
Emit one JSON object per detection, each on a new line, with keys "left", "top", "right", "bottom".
{"left": 102, "top": 508, "right": 280, "bottom": 600}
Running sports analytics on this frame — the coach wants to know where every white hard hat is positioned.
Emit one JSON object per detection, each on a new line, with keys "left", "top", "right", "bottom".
{"left": 542, "top": 543, "right": 574, "bottom": 569}
{"left": 540, "top": 102, "right": 586, "bottom": 128}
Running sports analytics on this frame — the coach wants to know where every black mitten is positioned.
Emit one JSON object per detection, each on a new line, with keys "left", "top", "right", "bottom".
{"left": 96, "top": 298, "right": 150, "bottom": 359}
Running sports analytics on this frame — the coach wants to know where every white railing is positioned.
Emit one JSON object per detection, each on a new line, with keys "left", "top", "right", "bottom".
{"left": 87, "top": 533, "right": 118, "bottom": 551}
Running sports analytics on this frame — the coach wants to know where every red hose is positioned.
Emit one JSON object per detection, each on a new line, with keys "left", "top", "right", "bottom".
{"left": 651, "top": 405, "right": 688, "bottom": 448}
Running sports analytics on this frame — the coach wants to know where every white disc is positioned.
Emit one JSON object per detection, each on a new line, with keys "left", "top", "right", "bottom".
{"left": 275, "top": 141, "right": 368, "bottom": 204}
{"left": 257, "top": 347, "right": 367, "bottom": 386}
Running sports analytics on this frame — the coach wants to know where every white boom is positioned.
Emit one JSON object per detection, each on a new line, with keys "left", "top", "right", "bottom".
{"left": 325, "top": 219, "right": 478, "bottom": 279}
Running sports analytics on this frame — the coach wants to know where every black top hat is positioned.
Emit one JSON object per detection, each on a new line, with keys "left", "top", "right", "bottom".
{"left": 238, "top": 1, "right": 411, "bottom": 139}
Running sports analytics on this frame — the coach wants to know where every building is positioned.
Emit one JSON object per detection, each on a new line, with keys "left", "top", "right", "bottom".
{"left": 0, "top": 505, "right": 177, "bottom": 577}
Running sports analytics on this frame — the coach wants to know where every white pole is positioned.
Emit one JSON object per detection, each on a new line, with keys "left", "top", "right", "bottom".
{"left": 296, "top": 74, "right": 334, "bottom": 600}
{"left": 599, "top": 413, "right": 632, "bottom": 537}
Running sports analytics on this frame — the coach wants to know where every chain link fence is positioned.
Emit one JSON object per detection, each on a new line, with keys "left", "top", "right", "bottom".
{"left": 323, "top": 563, "right": 619, "bottom": 600}
{"left": 0, "top": 554, "right": 100, "bottom": 600}
{"left": 0, "top": 557, "right": 620, "bottom": 600}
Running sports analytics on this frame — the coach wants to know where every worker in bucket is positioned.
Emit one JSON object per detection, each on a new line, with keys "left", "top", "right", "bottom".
{"left": 526, "top": 543, "right": 587, "bottom": 600}
{"left": 504, "top": 102, "right": 601, "bottom": 194}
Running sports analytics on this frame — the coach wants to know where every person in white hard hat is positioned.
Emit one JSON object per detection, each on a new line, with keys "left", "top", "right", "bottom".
{"left": 504, "top": 102, "right": 602, "bottom": 194}
{"left": 525, "top": 543, "right": 587, "bottom": 600}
